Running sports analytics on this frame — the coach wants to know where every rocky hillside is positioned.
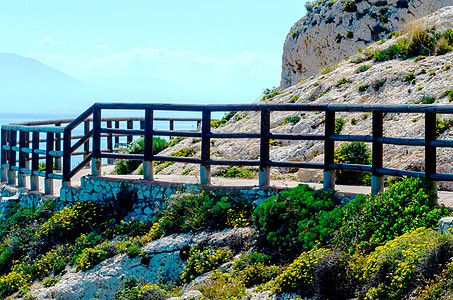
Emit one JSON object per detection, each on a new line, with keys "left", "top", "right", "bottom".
{"left": 280, "top": 0, "right": 453, "bottom": 88}
{"left": 152, "top": 7, "right": 453, "bottom": 190}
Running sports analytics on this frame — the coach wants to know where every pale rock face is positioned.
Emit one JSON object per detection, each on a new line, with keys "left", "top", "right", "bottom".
{"left": 280, "top": 0, "right": 453, "bottom": 88}
{"left": 32, "top": 228, "right": 254, "bottom": 300}
{"left": 153, "top": 7, "right": 453, "bottom": 190}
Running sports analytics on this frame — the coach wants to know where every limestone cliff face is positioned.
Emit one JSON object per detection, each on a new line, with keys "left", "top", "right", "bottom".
{"left": 153, "top": 7, "right": 453, "bottom": 190}
{"left": 280, "top": 0, "right": 453, "bottom": 88}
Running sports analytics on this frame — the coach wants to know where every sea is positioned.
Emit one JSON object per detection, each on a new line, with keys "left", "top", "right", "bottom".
{"left": 0, "top": 110, "right": 226, "bottom": 167}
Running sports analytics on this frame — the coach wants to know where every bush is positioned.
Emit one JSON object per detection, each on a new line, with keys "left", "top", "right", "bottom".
{"left": 217, "top": 167, "right": 254, "bottom": 179}
{"left": 359, "top": 228, "right": 453, "bottom": 300}
{"left": 265, "top": 248, "right": 331, "bottom": 295}
{"left": 180, "top": 246, "right": 232, "bottom": 282}
{"left": 261, "top": 87, "right": 281, "bottom": 101}
{"left": 114, "top": 137, "right": 168, "bottom": 174}
{"left": 422, "top": 96, "right": 435, "bottom": 104}
{"left": 334, "top": 142, "right": 371, "bottom": 185}
{"left": 358, "top": 85, "right": 369, "bottom": 92}
{"left": 38, "top": 201, "right": 107, "bottom": 244}
{"left": 336, "top": 78, "right": 352, "bottom": 87}
{"left": 436, "top": 118, "right": 453, "bottom": 138}
{"left": 115, "top": 277, "right": 167, "bottom": 300}
{"left": 343, "top": 1, "right": 357, "bottom": 12}
{"left": 354, "top": 65, "right": 371, "bottom": 73}
{"left": 333, "top": 177, "right": 449, "bottom": 254}
{"left": 253, "top": 185, "right": 336, "bottom": 256}
{"left": 404, "top": 71, "right": 416, "bottom": 83}
{"left": 289, "top": 95, "right": 300, "bottom": 103}
{"left": 335, "top": 118, "right": 345, "bottom": 134}
{"left": 283, "top": 115, "right": 301, "bottom": 125}
{"left": 154, "top": 190, "right": 254, "bottom": 235}
{"left": 74, "top": 241, "right": 116, "bottom": 272}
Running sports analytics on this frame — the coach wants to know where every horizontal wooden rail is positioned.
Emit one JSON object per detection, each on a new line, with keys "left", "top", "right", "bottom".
{"left": 3, "top": 102, "right": 453, "bottom": 195}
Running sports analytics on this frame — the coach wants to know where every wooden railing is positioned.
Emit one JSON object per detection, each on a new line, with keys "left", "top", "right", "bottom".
{"left": 2, "top": 102, "right": 453, "bottom": 195}
{"left": 1, "top": 104, "right": 202, "bottom": 194}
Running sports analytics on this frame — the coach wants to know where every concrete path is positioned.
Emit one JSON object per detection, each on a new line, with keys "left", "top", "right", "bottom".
{"left": 6, "top": 164, "right": 453, "bottom": 208}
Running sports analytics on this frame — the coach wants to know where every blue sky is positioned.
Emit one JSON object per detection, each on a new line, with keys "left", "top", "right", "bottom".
{"left": 1, "top": 0, "right": 307, "bottom": 107}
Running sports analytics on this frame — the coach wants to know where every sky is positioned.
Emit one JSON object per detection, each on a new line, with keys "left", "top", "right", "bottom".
{"left": 0, "top": 0, "right": 307, "bottom": 110}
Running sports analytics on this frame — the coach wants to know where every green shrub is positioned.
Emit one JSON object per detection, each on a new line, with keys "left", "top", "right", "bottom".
{"left": 283, "top": 116, "right": 301, "bottom": 125}
{"left": 115, "top": 277, "right": 167, "bottom": 300}
{"left": 354, "top": 65, "right": 371, "bottom": 73}
{"left": 436, "top": 118, "right": 453, "bottom": 138}
{"left": 343, "top": 1, "right": 357, "bottom": 12}
{"left": 336, "top": 78, "right": 352, "bottom": 87}
{"left": 154, "top": 190, "right": 254, "bottom": 235}
{"left": 114, "top": 137, "right": 168, "bottom": 174}
{"left": 358, "top": 85, "right": 369, "bottom": 92}
{"left": 346, "top": 31, "right": 354, "bottom": 39}
{"left": 43, "top": 276, "right": 60, "bottom": 287}
{"left": 38, "top": 201, "right": 107, "bottom": 244}
{"left": 334, "top": 142, "right": 371, "bottom": 185}
{"left": 265, "top": 248, "right": 331, "bottom": 294}
{"left": 253, "top": 184, "right": 336, "bottom": 256}
{"left": 333, "top": 177, "right": 448, "bottom": 254}
{"left": 359, "top": 228, "right": 453, "bottom": 300}
{"left": 74, "top": 241, "right": 116, "bottom": 272}
{"left": 261, "top": 87, "right": 281, "bottom": 101}
{"left": 180, "top": 246, "right": 232, "bottom": 282}
{"left": 404, "top": 71, "right": 416, "bottom": 83}
{"left": 289, "top": 95, "right": 300, "bottom": 103}
{"left": 217, "top": 167, "right": 254, "bottom": 179}
{"left": 422, "top": 96, "right": 435, "bottom": 104}
{"left": 335, "top": 118, "right": 346, "bottom": 134}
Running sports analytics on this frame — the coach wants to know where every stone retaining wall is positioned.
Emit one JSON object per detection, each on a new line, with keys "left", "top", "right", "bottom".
{"left": 0, "top": 176, "right": 281, "bottom": 221}
{"left": 59, "top": 176, "right": 279, "bottom": 221}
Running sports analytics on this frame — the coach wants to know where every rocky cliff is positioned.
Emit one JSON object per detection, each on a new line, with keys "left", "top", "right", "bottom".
{"left": 153, "top": 7, "right": 453, "bottom": 190}
{"left": 280, "top": 0, "right": 453, "bottom": 88}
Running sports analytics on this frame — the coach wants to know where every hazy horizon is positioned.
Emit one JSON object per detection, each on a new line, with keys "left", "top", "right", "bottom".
{"left": 1, "top": 0, "right": 308, "bottom": 116}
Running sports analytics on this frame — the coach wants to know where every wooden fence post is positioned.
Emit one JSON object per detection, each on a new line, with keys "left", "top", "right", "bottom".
{"left": 425, "top": 111, "right": 437, "bottom": 181}
{"left": 1, "top": 129, "right": 7, "bottom": 182}
{"left": 259, "top": 109, "right": 270, "bottom": 187}
{"left": 18, "top": 130, "right": 26, "bottom": 187}
{"left": 143, "top": 108, "right": 154, "bottom": 180}
{"left": 62, "top": 128, "right": 72, "bottom": 187}
{"left": 200, "top": 108, "right": 211, "bottom": 185}
{"left": 31, "top": 131, "right": 40, "bottom": 191}
{"left": 8, "top": 130, "right": 17, "bottom": 185}
{"left": 127, "top": 120, "right": 133, "bottom": 144}
{"left": 371, "top": 111, "right": 384, "bottom": 195}
{"left": 92, "top": 106, "right": 102, "bottom": 176}
{"left": 84, "top": 120, "right": 90, "bottom": 165}
{"left": 115, "top": 121, "right": 120, "bottom": 148}
{"left": 45, "top": 131, "right": 54, "bottom": 195}
{"left": 169, "top": 119, "right": 174, "bottom": 140}
{"left": 107, "top": 121, "right": 113, "bottom": 164}
{"left": 323, "top": 109, "right": 335, "bottom": 190}
{"left": 55, "top": 123, "right": 62, "bottom": 170}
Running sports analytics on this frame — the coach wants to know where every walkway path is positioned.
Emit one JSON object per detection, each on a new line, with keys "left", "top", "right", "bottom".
{"left": 9, "top": 164, "right": 453, "bottom": 208}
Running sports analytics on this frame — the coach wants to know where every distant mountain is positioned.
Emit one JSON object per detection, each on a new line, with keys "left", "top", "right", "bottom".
{"left": 0, "top": 53, "right": 193, "bottom": 117}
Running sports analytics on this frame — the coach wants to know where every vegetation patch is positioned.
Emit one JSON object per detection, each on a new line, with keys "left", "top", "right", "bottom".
{"left": 354, "top": 65, "right": 371, "bottom": 74}
{"left": 334, "top": 142, "right": 371, "bottom": 185}
{"left": 216, "top": 167, "right": 254, "bottom": 179}
{"left": 261, "top": 87, "right": 282, "bottom": 101}
{"left": 114, "top": 137, "right": 168, "bottom": 175}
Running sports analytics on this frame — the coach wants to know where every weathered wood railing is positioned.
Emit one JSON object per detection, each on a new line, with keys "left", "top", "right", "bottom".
{"left": 2, "top": 102, "right": 453, "bottom": 195}
{"left": 1, "top": 104, "right": 202, "bottom": 194}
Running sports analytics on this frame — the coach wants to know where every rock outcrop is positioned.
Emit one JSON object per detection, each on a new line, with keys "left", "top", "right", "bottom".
{"left": 280, "top": 0, "right": 453, "bottom": 88}
{"left": 153, "top": 7, "right": 453, "bottom": 190}
{"left": 32, "top": 228, "right": 254, "bottom": 300}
